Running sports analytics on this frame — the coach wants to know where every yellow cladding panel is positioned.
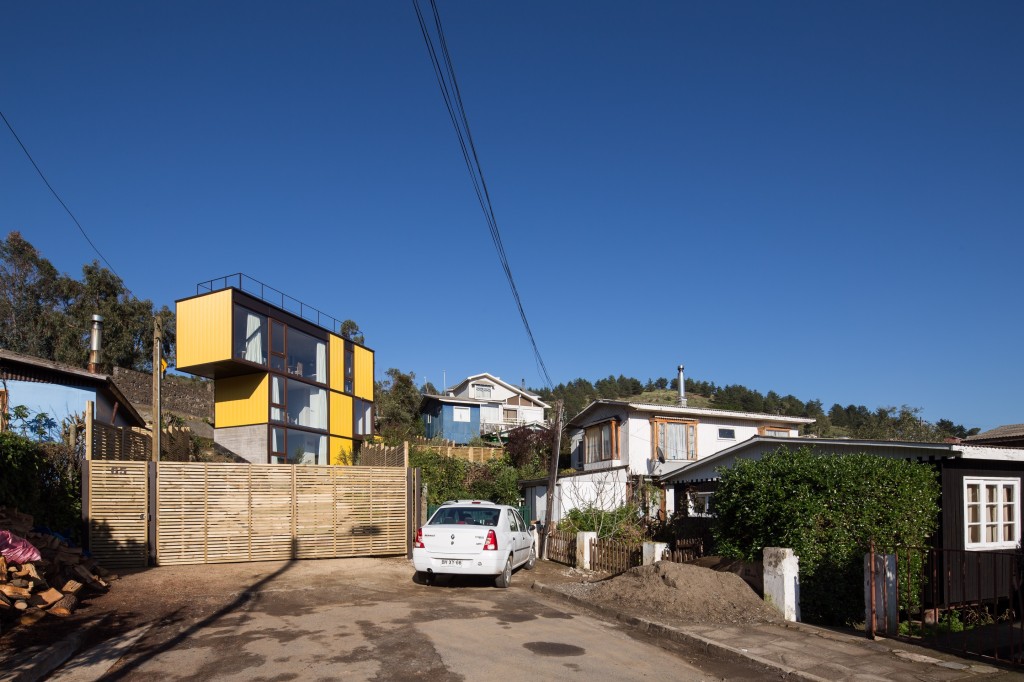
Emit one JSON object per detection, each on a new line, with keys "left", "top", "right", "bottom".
{"left": 330, "top": 391, "right": 353, "bottom": 438}
{"left": 216, "top": 374, "right": 269, "bottom": 427}
{"left": 329, "top": 335, "right": 345, "bottom": 392}
{"left": 354, "top": 346, "right": 374, "bottom": 400}
{"left": 176, "top": 290, "right": 233, "bottom": 370}
{"left": 330, "top": 436, "right": 354, "bottom": 466}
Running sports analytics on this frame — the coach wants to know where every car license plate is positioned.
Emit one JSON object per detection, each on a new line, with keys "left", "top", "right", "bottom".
{"left": 440, "top": 559, "right": 463, "bottom": 566}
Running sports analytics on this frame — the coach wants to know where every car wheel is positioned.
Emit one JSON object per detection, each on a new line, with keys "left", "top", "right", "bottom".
{"left": 495, "top": 555, "right": 513, "bottom": 588}
{"left": 525, "top": 547, "right": 537, "bottom": 570}
{"left": 413, "top": 571, "right": 432, "bottom": 585}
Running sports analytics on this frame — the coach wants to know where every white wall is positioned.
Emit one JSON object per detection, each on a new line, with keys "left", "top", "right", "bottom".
{"left": 556, "top": 469, "right": 629, "bottom": 515}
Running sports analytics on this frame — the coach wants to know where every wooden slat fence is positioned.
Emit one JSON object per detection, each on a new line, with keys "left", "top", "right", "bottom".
{"left": 590, "top": 538, "right": 643, "bottom": 575}
{"left": 155, "top": 462, "right": 408, "bottom": 565}
{"left": 86, "top": 460, "right": 149, "bottom": 568}
{"left": 359, "top": 443, "right": 406, "bottom": 467}
{"left": 546, "top": 529, "right": 577, "bottom": 567}
{"left": 91, "top": 421, "right": 151, "bottom": 461}
{"left": 662, "top": 537, "right": 705, "bottom": 564}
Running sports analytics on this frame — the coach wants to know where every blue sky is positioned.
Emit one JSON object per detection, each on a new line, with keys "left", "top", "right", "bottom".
{"left": 2, "top": 2, "right": 1021, "bottom": 430}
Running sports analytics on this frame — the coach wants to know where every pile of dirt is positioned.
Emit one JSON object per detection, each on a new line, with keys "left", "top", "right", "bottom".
{"left": 561, "top": 561, "right": 779, "bottom": 625}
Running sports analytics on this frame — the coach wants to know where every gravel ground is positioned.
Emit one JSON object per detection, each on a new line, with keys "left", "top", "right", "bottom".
{"left": 543, "top": 561, "right": 779, "bottom": 625}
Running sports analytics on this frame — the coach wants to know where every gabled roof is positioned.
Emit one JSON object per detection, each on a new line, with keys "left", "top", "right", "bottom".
{"left": 0, "top": 348, "right": 147, "bottom": 427}
{"left": 420, "top": 394, "right": 489, "bottom": 406}
{"left": 566, "top": 399, "right": 816, "bottom": 430}
{"left": 964, "top": 423, "right": 1024, "bottom": 444}
{"left": 657, "top": 435, "right": 1024, "bottom": 484}
{"left": 446, "top": 373, "right": 551, "bottom": 409}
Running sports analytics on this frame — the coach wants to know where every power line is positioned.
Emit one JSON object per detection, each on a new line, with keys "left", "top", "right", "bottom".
{"left": 1, "top": 108, "right": 131, "bottom": 292}
{"left": 413, "top": 0, "right": 554, "bottom": 390}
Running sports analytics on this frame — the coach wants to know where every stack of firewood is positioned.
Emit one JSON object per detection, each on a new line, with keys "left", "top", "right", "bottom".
{"left": 0, "top": 507, "right": 113, "bottom": 629}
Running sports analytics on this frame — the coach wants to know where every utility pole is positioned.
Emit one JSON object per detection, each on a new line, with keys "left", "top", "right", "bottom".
{"left": 541, "top": 400, "right": 563, "bottom": 560}
{"left": 151, "top": 315, "right": 162, "bottom": 463}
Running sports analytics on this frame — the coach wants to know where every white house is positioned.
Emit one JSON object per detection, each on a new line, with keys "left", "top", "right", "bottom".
{"left": 444, "top": 373, "right": 549, "bottom": 437}
{"left": 522, "top": 394, "right": 815, "bottom": 524}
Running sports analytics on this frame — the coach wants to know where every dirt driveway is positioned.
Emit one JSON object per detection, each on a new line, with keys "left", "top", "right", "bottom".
{"left": 36, "top": 556, "right": 776, "bottom": 681}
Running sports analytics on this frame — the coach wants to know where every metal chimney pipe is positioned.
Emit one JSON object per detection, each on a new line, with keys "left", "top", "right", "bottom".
{"left": 88, "top": 314, "right": 104, "bottom": 373}
{"left": 677, "top": 364, "right": 687, "bottom": 407}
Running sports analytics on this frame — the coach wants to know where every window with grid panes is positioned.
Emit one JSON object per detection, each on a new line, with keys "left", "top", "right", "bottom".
{"left": 964, "top": 477, "right": 1020, "bottom": 550}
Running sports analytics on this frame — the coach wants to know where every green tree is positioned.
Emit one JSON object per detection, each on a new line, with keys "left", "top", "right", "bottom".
{"left": 0, "top": 231, "right": 75, "bottom": 359}
{"left": 339, "top": 319, "right": 364, "bottom": 345}
{"left": 0, "top": 232, "right": 173, "bottom": 372}
{"left": 852, "top": 405, "right": 940, "bottom": 442}
{"left": 374, "top": 368, "right": 425, "bottom": 444}
{"left": 713, "top": 446, "right": 940, "bottom": 624}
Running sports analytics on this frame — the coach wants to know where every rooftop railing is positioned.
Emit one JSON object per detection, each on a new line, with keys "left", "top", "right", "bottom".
{"left": 197, "top": 273, "right": 347, "bottom": 336}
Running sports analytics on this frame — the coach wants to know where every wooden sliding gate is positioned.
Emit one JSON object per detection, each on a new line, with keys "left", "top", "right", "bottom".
{"left": 86, "top": 462, "right": 414, "bottom": 567}
{"left": 85, "top": 460, "right": 150, "bottom": 569}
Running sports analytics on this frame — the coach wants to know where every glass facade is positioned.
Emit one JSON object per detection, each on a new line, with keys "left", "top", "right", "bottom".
{"left": 233, "top": 306, "right": 267, "bottom": 365}
{"left": 227, "top": 294, "right": 371, "bottom": 465}
{"left": 271, "top": 427, "right": 327, "bottom": 465}
{"left": 270, "top": 376, "right": 327, "bottom": 430}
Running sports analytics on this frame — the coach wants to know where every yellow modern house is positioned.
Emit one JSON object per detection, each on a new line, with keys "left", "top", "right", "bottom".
{"left": 176, "top": 275, "right": 374, "bottom": 465}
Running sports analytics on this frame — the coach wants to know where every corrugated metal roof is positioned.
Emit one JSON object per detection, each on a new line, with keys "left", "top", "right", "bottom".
{"left": 0, "top": 349, "right": 147, "bottom": 427}
{"left": 964, "top": 423, "right": 1024, "bottom": 442}
{"left": 566, "top": 399, "right": 816, "bottom": 428}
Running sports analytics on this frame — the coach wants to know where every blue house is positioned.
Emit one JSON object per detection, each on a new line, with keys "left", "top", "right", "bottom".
{"left": 0, "top": 348, "right": 146, "bottom": 434}
{"left": 421, "top": 394, "right": 487, "bottom": 444}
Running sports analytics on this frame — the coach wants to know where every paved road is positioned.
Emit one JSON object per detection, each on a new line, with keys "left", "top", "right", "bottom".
{"left": 56, "top": 557, "right": 773, "bottom": 681}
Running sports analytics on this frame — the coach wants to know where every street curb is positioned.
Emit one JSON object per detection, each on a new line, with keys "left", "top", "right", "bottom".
{"left": 531, "top": 580, "right": 832, "bottom": 682}
{"left": 0, "top": 618, "right": 103, "bottom": 682}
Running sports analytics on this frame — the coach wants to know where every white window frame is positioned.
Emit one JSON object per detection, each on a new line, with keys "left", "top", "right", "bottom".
{"left": 964, "top": 477, "right": 1020, "bottom": 551}
{"left": 687, "top": 491, "right": 714, "bottom": 517}
{"left": 452, "top": 406, "right": 471, "bottom": 423}
{"left": 473, "top": 383, "right": 492, "bottom": 399}
{"left": 718, "top": 428, "right": 736, "bottom": 440}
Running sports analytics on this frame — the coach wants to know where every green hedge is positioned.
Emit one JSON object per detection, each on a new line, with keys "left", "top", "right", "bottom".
{"left": 0, "top": 431, "right": 82, "bottom": 539}
{"left": 712, "top": 446, "right": 940, "bottom": 624}
{"left": 409, "top": 449, "right": 540, "bottom": 506}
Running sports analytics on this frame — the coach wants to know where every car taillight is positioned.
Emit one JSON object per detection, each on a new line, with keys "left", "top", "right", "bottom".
{"left": 483, "top": 529, "right": 497, "bottom": 551}
{"left": 414, "top": 528, "right": 425, "bottom": 549}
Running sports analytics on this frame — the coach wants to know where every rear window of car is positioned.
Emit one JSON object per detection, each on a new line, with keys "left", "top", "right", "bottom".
{"left": 429, "top": 507, "right": 501, "bottom": 527}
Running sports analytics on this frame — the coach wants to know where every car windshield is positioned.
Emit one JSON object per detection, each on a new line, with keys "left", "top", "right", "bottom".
{"left": 429, "top": 507, "right": 500, "bottom": 527}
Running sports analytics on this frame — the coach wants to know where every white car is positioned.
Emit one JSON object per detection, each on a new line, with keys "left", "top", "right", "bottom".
{"left": 412, "top": 500, "right": 536, "bottom": 587}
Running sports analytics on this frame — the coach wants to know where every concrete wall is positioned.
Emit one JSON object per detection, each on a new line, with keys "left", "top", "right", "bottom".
{"left": 214, "top": 424, "right": 268, "bottom": 464}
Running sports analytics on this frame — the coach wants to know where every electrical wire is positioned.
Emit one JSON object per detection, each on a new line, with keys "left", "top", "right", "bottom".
{"left": 413, "top": 0, "right": 554, "bottom": 390}
{"left": 1, "top": 108, "right": 131, "bottom": 294}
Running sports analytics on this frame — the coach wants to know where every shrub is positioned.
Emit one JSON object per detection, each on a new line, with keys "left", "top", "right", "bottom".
{"left": 559, "top": 504, "right": 647, "bottom": 543}
{"left": 0, "top": 430, "right": 83, "bottom": 538}
{"left": 712, "top": 446, "right": 940, "bottom": 624}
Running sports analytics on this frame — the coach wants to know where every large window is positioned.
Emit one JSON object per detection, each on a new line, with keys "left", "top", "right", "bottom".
{"left": 965, "top": 478, "right": 1020, "bottom": 550}
{"left": 286, "top": 327, "right": 326, "bottom": 384}
{"left": 271, "top": 427, "right": 327, "bottom": 465}
{"left": 452, "top": 406, "right": 471, "bottom": 423}
{"left": 653, "top": 419, "right": 697, "bottom": 461}
{"left": 235, "top": 306, "right": 326, "bottom": 384}
{"left": 344, "top": 346, "right": 354, "bottom": 393}
{"left": 233, "top": 306, "right": 267, "bottom": 365}
{"left": 270, "top": 376, "right": 327, "bottom": 430}
{"left": 584, "top": 421, "right": 617, "bottom": 464}
{"left": 473, "top": 384, "right": 492, "bottom": 399}
{"left": 355, "top": 398, "right": 373, "bottom": 436}
{"left": 760, "top": 425, "right": 790, "bottom": 438}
